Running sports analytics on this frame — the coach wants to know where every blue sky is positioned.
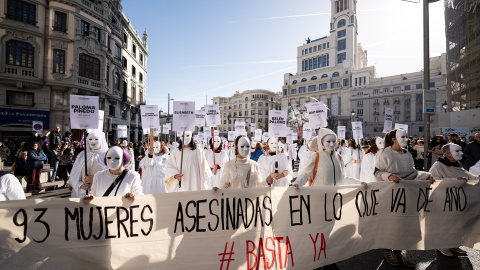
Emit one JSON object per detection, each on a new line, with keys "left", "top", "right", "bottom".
{"left": 122, "top": 0, "right": 446, "bottom": 111}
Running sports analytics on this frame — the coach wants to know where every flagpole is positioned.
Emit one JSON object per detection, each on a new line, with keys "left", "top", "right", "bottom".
{"left": 211, "top": 126, "right": 216, "bottom": 175}
{"left": 179, "top": 130, "right": 185, "bottom": 188}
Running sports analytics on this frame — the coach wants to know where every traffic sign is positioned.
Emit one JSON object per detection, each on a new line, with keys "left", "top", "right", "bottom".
{"left": 32, "top": 121, "right": 43, "bottom": 133}
{"left": 423, "top": 89, "right": 436, "bottom": 114}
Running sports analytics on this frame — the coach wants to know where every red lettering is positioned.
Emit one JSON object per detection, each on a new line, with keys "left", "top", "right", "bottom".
{"left": 285, "top": 236, "right": 294, "bottom": 267}
{"left": 247, "top": 240, "right": 257, "bottom": 270}
{"left": 265, "top": 237, "right": 275, "bottom": 269}
{"left": 309, "top": 233, "right": 319, "bottom": 261}
{"left": 317, "top": 233, "right": 327, "bottom": 261}
{"left": 274, "top": 237, "right": 283, "bottom": 269}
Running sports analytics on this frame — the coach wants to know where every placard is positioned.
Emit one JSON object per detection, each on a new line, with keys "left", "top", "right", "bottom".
{"left": 214, "top": 130, "right": 219, "bottom": 137}
{"left": 303, "top": 123, "right": 314, "bottom": 139}
{"left": 172, "top": 101, "right": 195, "bottom": 132}
{"left": 262, "top": 132, "right": 269, "bottom": 142}
{"left": 254, "top": 129, "right": 262, "bottom": 141}
{"left": 234, "top": 121, "right": 245, "bottom": 131}
{"left": 195, "top": 110, "right": 205, "bottom": 127}
{"left": 117, "top": 125, "right": 128, "bottom": 138}
{"left": 227, "top": 131, "right": 236, "bottom": 141}
{"left": 140, "top": 105, "right": 159, "bottom": 129}
{"left": 395, "top": 123, "right": 409, "bottom": 134}
{"left": 70, "top": 95, "right": 99, "bottom": 129}
{"left": 337, "top": 126, "right": 346, "bottom": 140}
{"left": 86, "top": 110, "right": 104, "bottom": 133}
{"left": 351, "top": 121, "right": 363, "bottom": 140}
{"left": 204, "top": 104, "right": 221, "bottom": 126}
{"left": 306, "top": 102, "right": 328, "bottom": 128}
{"left": 162, "top": 123, "right": 171, "bottom": 134}
{"left": 250, "top": 123, "right": 256, "bottom": 132}
{"left": 383, "top": 108, "right": 393, "bottom": 133}
{"left": 268, "top": 110, "right": 287, "bottom": 137}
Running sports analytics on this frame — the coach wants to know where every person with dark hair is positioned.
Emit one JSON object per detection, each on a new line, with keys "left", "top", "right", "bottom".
{"left": 414, "top": 140, "right": 425, "bottom": 171}
{"left": 0, "top": 142, "right": 11, "bottom": 166}
{"left": 344, "top": 139, "right": 362, "bottom": 179}
{"left": 13, "top": 151, "right": 28, "bottom": 185}
{"left": 83, "top": 146, "right": 142, "bottom": 200}
{"left": 250, "top": 142, "right": 265, "bottom": 162}
{"left": 48, "top": 126, "right": 62, "bottom": 150}
{"left": 464, "top": 133, "right": 480, "bottom": 170}
{"left": 374, "top": 128, "right": 434, "bottom": 267}
{"left": 57, "top": 141, "right": 74, "bottom": 187}
{"left": 63, "top": 131, "right": 73, "bottom": 147}
{"left": 360, "top": 137, "right": 384, "bottom": 183}
{"left": 449, "top": 133, "right": 466, "bottom": 150}
{"left": 26, "top": 142, "right": 48, "bottom": 193}
{"left": 50, "top": 143, "right": 62, "bottom": 182}
{"left": 165, "top": 131, "right": 212, "bottom": 192}
{"left": 428, "top": 135, "right": 446, "bottom": 165}
{"left": 205, "top": 136, "right": 229, "bottom": 189}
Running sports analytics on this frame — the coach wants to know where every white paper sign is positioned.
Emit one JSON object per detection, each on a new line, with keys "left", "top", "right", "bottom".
{"left": 383, "top": 108, "right": 393, "bottom": 133}
{"left": 303, "top": 124, "right": 314, "bottom": 139}
{"left": 172, "top": 101, "right": 195, "bottom": 132}
{"left": 306, "top": 102, "right": 328, "bottom": 128}
{"left": 351, "top": 121, "right": 363, "bottom": 140}
{"left": 140, "top": 105, "right": 159, "bottom": 129}
{"left": 203, "top": 131, "right": 210, "bottom": 142}
{"left": 204, "top": 104, "right": 221, "bottom": 126}
{"left": 117, "top": 125, "right": 128, "bottom": 138}
{"left": 162, "top": 123, "right": 171, "bottom": 134}
{"left": 195, "top": 110, "right": 205, "bottom": 127}
{"left": 268, "top": 110, "right": 287, "bottom": 137}
{"left": 254, "top": 129, "right": 262, "bottom": 141}
{"left": 262, "top": 132, "right": 269, "bottom": 142}
{"left": 87, "top": 110, "right": 104, "bottom": 133}
{"left": 395, "top": 123, "right": 409, "bottom": 134}
{"left": 227, "top": 131, "right": 236, "bottom": 141}
{"left": 337, "top": 126, "right": 346, "bottom": 140}
{"left": 234, "top": 121, "right": 245, "bottom": 131}
{"left": 143, "top": 126, "right": 160, "bottom": 136}
{"left": 70, "top": 95, "right": 99, "bottom": 129}
{"left": 250, "top": 123, "right": 256, "bottom": 132}
{"left": 193, "top": 135, "right": 199, "bottom": 142}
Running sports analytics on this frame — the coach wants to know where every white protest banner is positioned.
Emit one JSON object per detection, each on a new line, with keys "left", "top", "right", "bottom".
{"left": 441, "top": 126, "right": 470, "bottom": 138}
{"left": 1, "top": 181, "right": 480, "bottom": 269}
{"left": 306, "top": 102, "right": 328, "bottom": 128}
{"left": 303, "top": 123, "right": 314, "bottom": 139}
{"left": 383, "top": 108, "right": 393, "bottom": 133}
{"left": 268, "top": 110, "right": 287, "bottom": 137}
{"left": 32, "top": 121, "right": 43, "bottom": 134}
{"left": 254, "top": 129, "right": 262, "bottom": 141}
{"left": 86, "top": 110, "right": 104, "bottom": 133}
{"left": 195, "top": 110, "right": 205, "bottom": 127}
{"left": 262, "top": 132, "right": 269, "bottom": 142}
{"left": 140, "top": 105, "right": 159, "bottom": 129}
{"left": 70, "top": 95, "right": 99, "bottom": 129}
{"left": 351, "top": 121, "right": 363, "bottom": 140}
{"left": 227, "top": 131, "right": 236, "bottom": 141}
{"left": 204, "top": 104, "right": 221, "bottom": 126}
{"left": 172, "top": 101, "right": 195, "bottom": 132}
{"left": 250, "top": 123, "right": 256, "bottom": 132}
{"left": 337, "top": 126, "right": 346, "bottom": 140}
{"left": 395, "top": 123, "right": 409, "bottom": 134}
{"left": 117, "top": 125, "right": 128, "bottom": 138}
{"left": 162, "top": 123, "right": 171, "bottom": 134}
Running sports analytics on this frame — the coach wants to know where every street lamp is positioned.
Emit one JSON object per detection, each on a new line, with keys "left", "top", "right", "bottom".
{"left": 442, "top": 100, "right": 447, "bottom": 112}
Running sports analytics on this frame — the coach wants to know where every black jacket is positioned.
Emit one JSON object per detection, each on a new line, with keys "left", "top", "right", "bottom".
{"left": 464, "top": 141, "right": 480, "bottom": 167}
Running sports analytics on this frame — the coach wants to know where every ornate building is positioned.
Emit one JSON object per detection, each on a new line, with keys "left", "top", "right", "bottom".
{"left": 0, "top": 0, "right": 148, "bottom": 143}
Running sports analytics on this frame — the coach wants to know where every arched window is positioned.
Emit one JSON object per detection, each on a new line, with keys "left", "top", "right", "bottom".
{"left": 301, "top": 78, "right": 307, "bottom": 82}
{"left": 292, "top": 80, "right": 297, "bottom": 85}
{"left": 337, "top": 19, "right": 346, "bottom": 28}
{"left": 311, "top": 76, "right": 317, "bottom": 80}
{"left": 245, "top": 97, "right": 248, "bottom": 101}
{"left": 7, "top": 40, "right": 34, "bottom": 68}
{"left": 321, "top": 74, "right": 328, "bottom": 78}
{"left": 332, "top": 72, "right": 340, "bottom": 77}
{"left": 79, "top": 53, "right": 100, "bottom": 81}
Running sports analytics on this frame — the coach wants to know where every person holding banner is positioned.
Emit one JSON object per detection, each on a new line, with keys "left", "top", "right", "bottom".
{"left": 205, "top": 136, "right": 229, "bottom": 189}
{"left": 374, "top": 128, "right": 434, "bottom": 267}
{"left": 360, "top": 137, "right": 384, "bottom": 183}
{"left": 69, "top": 132, "right": 108, "bottom": 198}
{"left": 213, "top": 136, "right": 264, "bottom": 189}
{"left": 83, "top": 146, "right": 142, "bottom": 200}
{"left": 140, "top": 141, "right": 169, "bottom": 194}
{"left": 258, "top": 137, "right": 293, "bottom": 187}
{"left": 0, "top": 171, "right": 26, "bottom": 201}
{"left": 164, "top": 131, "right": 213, "bottom": 192}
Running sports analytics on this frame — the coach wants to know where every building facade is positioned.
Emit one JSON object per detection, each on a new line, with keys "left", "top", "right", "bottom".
{"left": 212, "top": 89, "right": 282, "bottom": 136}
{"left": 0, "top": 0, "right": 148, "bottom": 144}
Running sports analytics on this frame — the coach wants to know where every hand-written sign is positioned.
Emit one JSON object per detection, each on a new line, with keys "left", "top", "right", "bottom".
{"left": 303, "top": 123, "right": 314, "bottom": 139}
{"left": 228, "top": 131, "right": 236, "bottom": 141}
{"left": 268, "top": 110, "right": 287, "bottom": 137}
{"left": 70, "top": 95, "right": 99, "bottom": 130}
{"left": 117, "top": 125, "right": 128, "bottom": 138}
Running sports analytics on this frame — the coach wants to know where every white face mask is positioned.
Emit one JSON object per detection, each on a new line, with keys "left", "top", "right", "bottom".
{"left": 278, "top": 142, "right": 284, "bottom": 152}
{"left": 395, "top": 129, "right": 408, "bottom": 148}
{"left": 321, "top": 134, "right": 336, "bottom": 152}
{"left": 106, "top": 146, "right": 123, "bottom": 170}
{"left": 237, "top": 137, "right": 250, "bottom": 158}
{"left": 180, "top": 131, "right": 192, "bottom": 145}
{"left": 450, "top": 144, "right": 463, "bottom": 161}
{"left": 87, "top": 133, "right": 101, "bottom": 151}
{"left": 213, "top": 136, "right": 221, "bottom": 150}
{"left": 375, "top": 137, "right": 384, "bottom": 149}
{"left": 153, "top": 141, "right": 161, "bottom": 154}
{"left": 268, "top": 137, "right": 278, "bottom": 152}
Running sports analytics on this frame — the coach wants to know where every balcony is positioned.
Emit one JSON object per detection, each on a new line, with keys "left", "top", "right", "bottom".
{"left": 357, "top": 104, "right": 363, "bottom": 107}
{"left": 394, "top": 111, "right": 401, "bottom": 115}
{"left": 384, "top": 101, "right": 390, "bottom": 105}
{"left": 78, "top": 77, "right": 101, "bottom": 88}
{"left": 4, "top": 66, "right": 36, "bottom": 78}
{"left": 373, "top": 112, "right": 380, "bottom": 115}
{"left": 394, "top": 100, "right": 400, "bottom": 104}
{"left": 373, "top": 102, "right": 380, "bottom": 106}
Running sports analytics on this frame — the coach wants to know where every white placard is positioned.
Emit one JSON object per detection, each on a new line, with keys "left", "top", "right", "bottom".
{"left": 234, "top": 121, "right": 245, "bottom": 131}
{"left": 337, "top": 126, "right": 346, "bottom": 140}
{"left": 195, "top": 110, "right": 205, "bottom": 127}
{"left": 117, "top": 125, "right": 128, "bottom": 138}
{"left": 204, "top": 104, "right": 221, "bottom": 126}
{"left": 203, "top": 131, "right": 210, "bottom": 142}
{"left": 32, "top": 121, "right": 43, "bottom": 134}
{"left": 254, "top": 129, "right": 262, "bottom": 141}
{"left": 331, "top": 103, "right": 339, "bottom": 116}
{"left": 303, "top": 124, "right": 314, "bottom": 139}
{"left": 172, "top": 101, "right": 195, "bottom": 132}
{"left": 351, "top": 121, "right": 363, "bottom": 140}
{"left": 214, "top": 130, "right": 219, "bottom": 137}
{"left": 268, "top": 110, "right": 287, "bottom": 137}
{"left": 162, "top": 123, "right": 171, "bottom": 134}
{"left": 250, "top": 123, "right": 256, "bottom": 132}
{"left": 227, "top": 131, "right": 236, "bottom": 141}
{"left": 86, "top": 110, "right": 104, "bottom": 133}
{"left": 143, "top": 126, "right": 160, "bottom": 136}
{"left": 70, "top": 95, "right": 99, "bottom": 129}
{"left": 383, "top": 108, "right": 393, "bottom": 133}
{"left": 395, "top": 123, "right": 409, "bottom": 134}
{"left": 197, "top": 133, "right": 204, "bottom": 142}
{"left": 262, "top": 132, "right": 269, "bottom": 142}
{"left": 140, "top": 105, "right": 159, "bottom": 129}
{"left": 306, "top": 102, "right": 328, "bottom": 128}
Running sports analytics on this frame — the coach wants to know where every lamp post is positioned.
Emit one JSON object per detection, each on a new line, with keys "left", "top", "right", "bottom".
{"left": 442, "top": 100, "right": 447, "bottom": 113}
{"left": 351, "top": 110, "right": 356, "bottom": 139}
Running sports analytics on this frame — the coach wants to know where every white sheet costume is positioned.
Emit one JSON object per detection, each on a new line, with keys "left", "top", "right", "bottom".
{"left": 343, "top": 144, "right": 362, "bottom": 179}
{"left": 165, "top": 131, "right": 213, "bottom": 192}
{"left": 205, "top": 136, "right": 229, "bottom": 189}
{"left": 140, "top": 141, "right": 169, "bottom": 194}
{"left": 360, "top": 137, "right": 384, "bottom": 183}
{"left": 0, "top": 173, "right": 26, "bottom": 201}
{"left": 69, "top": 132, "right": 108, "bottom": 198}
{"left": 470, "top": 160, "right": 480, "bottom": 176}
{"left": 294, "top": 128, "right": 363, "bottom": 187}
{"left": 258, "top": 137, "right": 293, "bottom": 187}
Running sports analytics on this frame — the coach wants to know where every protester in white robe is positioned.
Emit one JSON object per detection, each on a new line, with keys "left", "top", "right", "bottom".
{"left": 469, "top": 160, "right": 480, "bottom": 175}
{"left": 343, "top": 139, "right": 362, "bottom": 179}
{"left": 287, "top": 142, "right": 298, "bottom": 168}
{"left": 213, "top": 136, "right": 265, "bottom": 189}
{"left": 258, "top": 137, "right": 293, "bottom": 187}
{"left": 297, "top": 139, "right": 318, "bottom": 181}
{"left": 360, "top": 137, "right": 384, "bottom": 183}
{"left": 205, "top": 136, "right": 229, "bottom": 189}
{"left": 0, "top": 172, "right": 26, "bottom": 201}
{"left": 164, "top": 131, "right": 213, "bottom": 192}
{"left": 229, "top": 142, "right": 236, "bottom": 160}
{"left": 140, "top": 141, "right": 169, "bottom": 194}
{"left": 70, "top": 132, "right": 108, "bottom": 198}
{"left": 84, "top": 146, "right": 142, "bottom": 200}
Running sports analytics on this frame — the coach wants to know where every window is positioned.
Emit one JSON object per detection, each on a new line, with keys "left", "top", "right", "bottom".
{"left": 234, "top": 105, "right": 237, "bottom": 109}
{"left": 332, "top": 72, "right": 340, "bottom": 77}
{"left": 355, "top": 78, "right": 357, "bottom": 86}
{"left": 308, "top": 85, "right": 316, "bottom": 92}
{"left": 258, "top": 118, "right": 262, "bottom": 123}
{"left": 405, "top": 85, "right": 411, "bottom": 90}
{"left": 114, "top": 72, "right": 120, "bottom": 90}
{"left": 132, "top": 44, "right": 137, "bottom": 57}
{"left": 292, "top": 80, "right": 297, "bottom": 85}
{"left": 7, "top": 90, "right": 33, "bottom": 106}
{"left": 357, "top": 101, "right": 363, "bottom": 107}
{"left": 373, "top": 89, "right": 380, "bottom": 94}
{"left": 299, "top": 87, "right": 306, "bottom": 93}
{"left": 6, "top": 40, "right": 34, "bottom": 68}
{"left": 337, "top": 52, "right": 346, "bottom": 63}
{"left": 383, "top": 88, "right": 389, "bottom": 93}
{"left": 123, "top": 33, "right": 128, "bottom": 43}
{"left": 239, "top": 104, "right": 242, "bottom": 109}
{"left": 251, "top": 110, "right": 255, "bottom": 115}
{"left": 106, "top": 64, "right": 109, "bottom": 85}
{"left": 335, "top": 0, "right": 348, "bottom": 13}
{"left": 53, "top": 11, "right": 67, "bottom": 32}
{"left": 257, "top": 102, "right": 263, "bottom": 107}
{"left": 357, "top": 109, "right": 363, "bottom": 115}
{"left": 429, "top": 82, "right": 435, "bottom": 88}
{"left": 337, "top": 19, "right": 346, "bottom": 28}
{"left": 313, "top": 58, "right": 317, "bottom": 69}
{"left": 357, "top": 92, "right": 363, "bottom": 96}
{"left": 302, "top": 60, "right": 305, "bottom": 72}
{"left": 318, "top": 45, "right": 321, "bottom": 51}
{"left": 323, "top": 43, "right": 326, "bottom": 50}
{"left": 131, "top": 85, "right": 136, "bottom": 100}
{"left": 140, "top": 54, "right": 144, "bottom": 65}
{"left": 245, "top": 97, "right": 249, "bottom": 101}
{"left": 338, "top": 39, "right": 346, "bottom": 51}
{"left": 331, "top": 82, "right": 340, "bottom": 89}
{"left": 258, "top": 110, "right": 263, "bottom": 115}
{"left": 53, "top": 49, "right": 65, "bottom": 74}
{"left": 239, "top": 112, "right": 242, "bottom": 116}
{"left": 245, "top": 111, "right": 248, "bottom": 116}
{"left": 309, "top": 47, "right": 312, "bottom": 53}
{"left": 114, "top": 44, "right": 121, "bottom": 59}
{"left": 311, "top": 76, "right": 317, "bottom": 80}
{"left": 321, "top": 74, "right": 328, "bottom": 78}
{"left": 139, "top": 72, "right": 143, "bottom": 83}
{"left": 291, "top": 89, "right": 297, "bottom": 94}
{"left": 416, "top": 83, "right": 422, "bottom": 89}
{"left": 313, "top": 46, "right": 317, "bottom": 52}
{"left": 319, "top": 83, "right": 327, "bottom": 90}
{"left": 109, "top": 105, "right": 115, "bottom": 117}
{"left": 301, "top": 78, "right": 307, "bottom": 82}
{"left": 309, "top": 59, "right": 312, "bottom": 70}
{"left": 93, "top": 27, "right": 101, "bottom": 42}
{"left": 79, "top": 53, "right": 100, "bottom": 81}
{"left": 245, "top": 103, "right": 248, "bottom": 108}
{"left": 343, "top": 79, "right": 349, "bottom": 86}
{"left": 7, "top": 0, "right": 36, "bottom": 25}
{"left": 122, "top": 57, "right": 127, "bottom": 69}
{"left": 131, "top": 65, "right": 136, "bottom": 77}
{"left": 81, "top": 21, "right": 90, "bottom": 36}
{"left": 338, "top": 30, "right": 346, "bottom": 38}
